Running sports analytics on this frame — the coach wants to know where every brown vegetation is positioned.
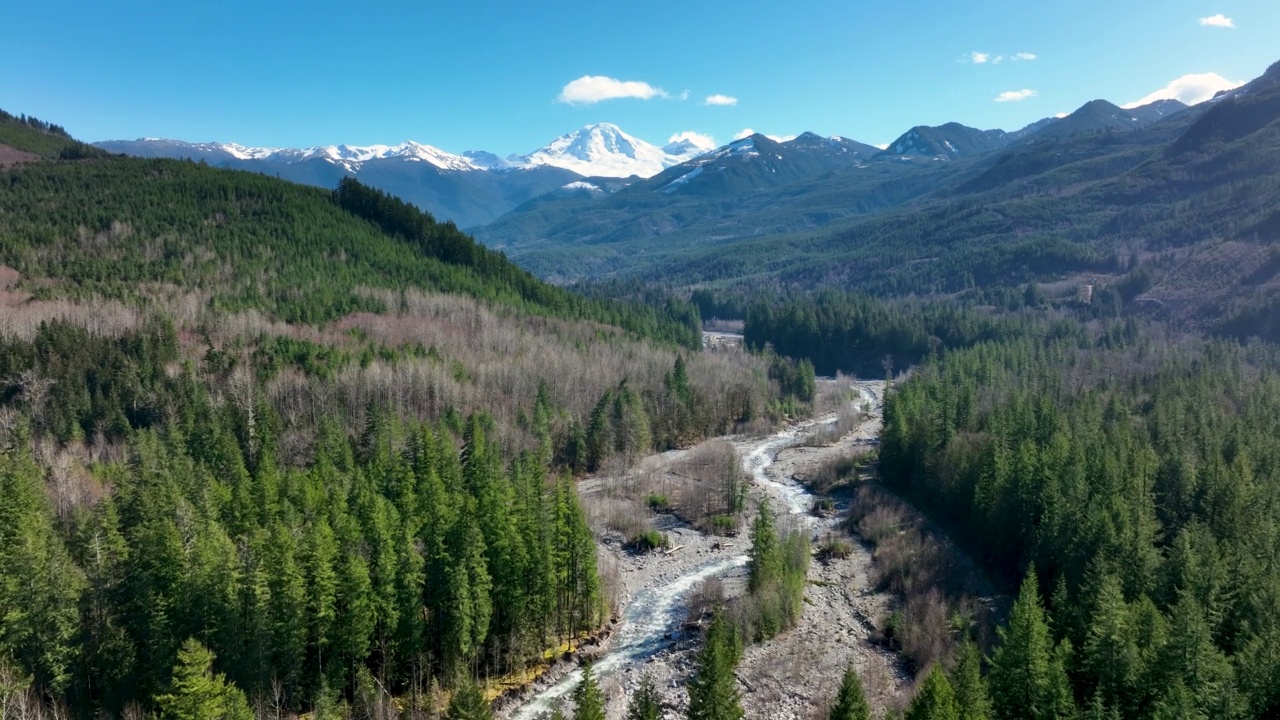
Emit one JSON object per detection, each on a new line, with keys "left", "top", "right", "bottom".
{"left": 0, "top": 143, "right": 40, "bottom": 169}
{"left": 848, "top": 484, "right": 997, "bottom": 673}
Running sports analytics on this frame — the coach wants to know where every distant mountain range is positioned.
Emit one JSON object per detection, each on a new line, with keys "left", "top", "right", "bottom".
{"left": 95, "top": 98, "right": 1187, "bottom": 232}
{"left": 94, "top": 124, "right": 713, "bottom": 228}
{"left": 496, "top": 59, "right": 1280, "bottom": 344}
{"left": 470, "top": 97, "right": 1201, "bottom": 277}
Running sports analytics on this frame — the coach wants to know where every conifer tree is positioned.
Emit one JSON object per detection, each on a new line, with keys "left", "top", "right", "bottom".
{"left": 627, "top": 672, "right": 662, "bottom": 720}
{"left": 688, "top": 613, "right": 743, "bottom": 720}
{"left": 748, "top": 500, "right": 782, "bottom": 594}
{"left": 829, "top": 664, "right": 871, "bottom": 720}
{"left": 572, "top": 661, "right": 605, "bottom": 720}
{"left": 950, "top": 641, "right": 992, "bottom": 720}
{"left": 155, "top": 638, "right": 254, "bottom": 720}
{"left": 1082, "top": 571, "right": 1136, "bottom": 713}
{"left": 445, "top": 679, "right": 492, "bottom": 720}
{"left": 906, "top": 666, "right": 961, "bottom": 720}
{"left": 989, "top": 568, "right": 1075, "bottom": 720}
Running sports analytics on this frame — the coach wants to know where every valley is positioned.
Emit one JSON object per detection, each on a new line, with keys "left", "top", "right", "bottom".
{"left": 501, "top": 380, "right": 906, "bottom": 720}
{"left": 3, "top": 16, "right": 1280, "bottom": 720}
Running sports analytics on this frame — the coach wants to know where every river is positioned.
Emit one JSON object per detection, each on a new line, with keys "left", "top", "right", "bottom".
{"left": 504, "top": 379, "right": 884, "bottom": 719}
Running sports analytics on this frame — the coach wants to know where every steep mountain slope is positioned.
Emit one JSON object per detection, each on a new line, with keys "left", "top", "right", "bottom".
{"left": 0, "top": 109, "right": 108, "bottom": 160}
{"left": 473, "top": 130, "right": 935, "bottom": 276}
{"left": 638, "top": 61, "right": 1280, "bottom": 335}
{"left": 1, "top": 118, "right": 702, "bottom": 346}
{"left": 475, "top": 87, "right": 1258, "bottom": 285}
{"left": 876, "top": 122, "right": 1011, "bottom": 159}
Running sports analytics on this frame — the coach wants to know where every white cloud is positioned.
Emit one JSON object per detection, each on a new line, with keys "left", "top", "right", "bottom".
{"left": 1121, "top": 72, "right": 1244, "bottom": 108}
{"left": 995, "top": 89, "right": 1038, "bottom": 102}
{"left": 731, "top": 128, "right": 795, "bottom": 142}
{"left": 704, "top": 94, "right": 739, "bottom": 106}
{"left": 1055, "top": 112, "right": 1069, "bottom": 119}
{"left": 1013, "top": 52, "right": 1037, "bottom": 61}
{"left": 1198, "top": 14, "right": 1235, "bottom": 28}
{"left": 668, "top": 131, "right": 716, "bottom": 149}
{"left": 968, "top": 52, "right": 991, "bottom": 64}
{"left": 874, "top": 143, "right": 889, "bottom": 151}
{"left": 556, "top": 75, "right": 668, "bottom": 105}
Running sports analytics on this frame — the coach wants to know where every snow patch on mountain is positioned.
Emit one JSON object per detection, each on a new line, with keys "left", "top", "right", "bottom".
{"left": 659, "top": 166, "right": 703, "bottom": 193}
{"left": 561, "top": 181, "right": 604, "bottom": 194}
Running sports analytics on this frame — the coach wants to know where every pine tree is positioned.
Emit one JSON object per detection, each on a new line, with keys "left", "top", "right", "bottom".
{"left": 155, "top": 638, "right": 254, "bottom": 720}
{"left": 906, "top": 666, "right": 961, "bottom": 720}
{"left": 627, "top": 672, "right": 662, "bottom": 720}
{"left": 1082, "top": 571, "right": 1136, "bottom": 713}
{"left": 950, "top": 641, "right": 992, "bottom": 720}
{"left": 688, "top": 613, "right": 743, "bottom": 720}
{"left": 748, "top": 500, "right": 782, "bottom": 594}
{"left": 829, "top": 664, "right": 871, "bottom": 720}
{"left": 572, "top": 661, "right": 605, "bottom": 720}
{"left": 989, "top": 568, "right": 1075, "bottom": 720}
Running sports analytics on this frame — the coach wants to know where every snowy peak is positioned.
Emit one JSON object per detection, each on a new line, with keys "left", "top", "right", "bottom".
{"left": 515, "top": 123, "right": 710, "bottom": 178}
{"left": 291, "top": 141, "right": 482, "bottom": 171}
{"left": 662, "top": 136, "right": 717, "bottom": 158}
{"left": 97, "top": 124, "right": 714, "bottom": 180}
{"left": 95, "top": 138, "right": 484, "bottom": 172}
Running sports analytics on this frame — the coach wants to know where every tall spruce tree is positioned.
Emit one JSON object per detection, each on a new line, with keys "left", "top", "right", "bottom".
{"left": 989, "top": 569, "right": 1075, "bottom": 720}
{"left": 572, "top": 661, "right": 605, "bottom": 720}
{"left": 688, "top": 613, "right": 743, "bottom": 720}
{"left": 748, "top": 500, "right": 782, "bottom": 594}
{"left": 950, "top": 641, "right": 992, "bottom": 720}
{"left": 828, "top": 664, "right": 871, "bottom": 720}
{"left": 154, "top": 638, "right": 253, "bottom": 720}
{"left": 906, "top": 666, "right": 961, "bottom": 720}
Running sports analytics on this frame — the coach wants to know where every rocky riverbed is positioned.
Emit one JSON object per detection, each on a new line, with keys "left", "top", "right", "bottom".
{"left": 499, "top": 381, "right": 908, "bottom": 720}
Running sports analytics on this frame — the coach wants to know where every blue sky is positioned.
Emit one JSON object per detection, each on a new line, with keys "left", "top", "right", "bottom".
{"left": 2, "top": 0, "right": 1277, "bottom": 154}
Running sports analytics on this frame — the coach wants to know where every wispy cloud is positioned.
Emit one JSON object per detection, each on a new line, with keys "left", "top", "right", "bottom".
{"left": 556, "top": 75, "right": 668, "bottom": 104}
{"left": 995, "top": 89, "right": 1038, "bottom": 102}
{"left": 1198, "top": 13, "right": 1235, "bottom": 28}
{"left": 732, "top": 128, "right": 795, "bottom": 142}
{"left": 1122, "top": 72, "right": 1244, "bottom": 108}
{"left": 704, "top": 94, "right": 739, "bottom": 107}
{"left": 967, "top": 51, "right": 1035, "bottom": 64}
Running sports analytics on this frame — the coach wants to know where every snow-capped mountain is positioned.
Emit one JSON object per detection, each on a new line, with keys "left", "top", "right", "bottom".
{"left": 96, "top": 139, "right": 486, "bottom": 172}
{"left": 513, "top": 123, "right": 712, "bottom": 178}
{"left": 94, "top": 124, "right": 717, "bottom": 227}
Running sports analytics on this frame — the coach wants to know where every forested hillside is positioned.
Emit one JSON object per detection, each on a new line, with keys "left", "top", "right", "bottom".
{"left": 655, "top": 63, "right": 1280, "bottom": 340}
{"left": 0, "top": 112, "right": 803, "bottom": 718}
{"left": 875, "top": 323, "right": 1280, "bottom": 718}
